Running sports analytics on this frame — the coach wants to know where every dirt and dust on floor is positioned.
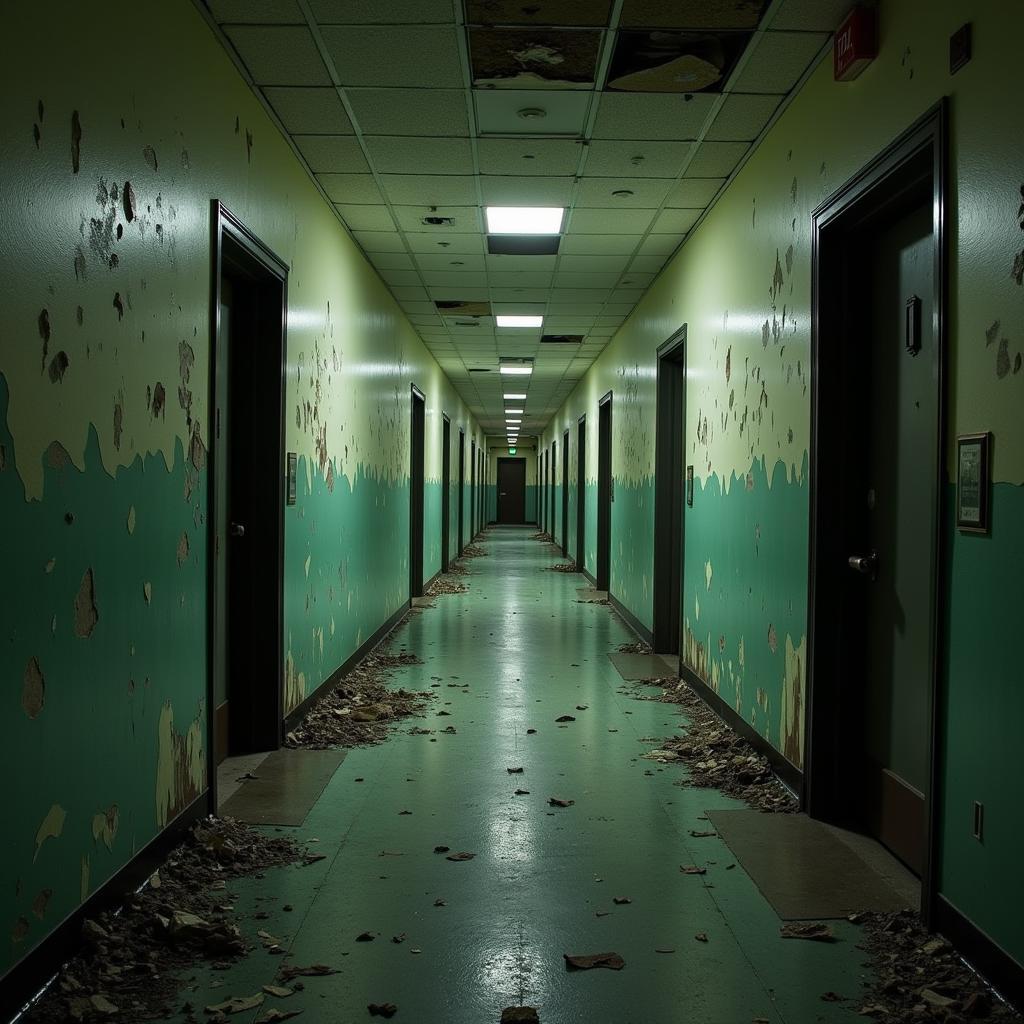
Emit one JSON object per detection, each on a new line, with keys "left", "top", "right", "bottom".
{"left": 460, "top": 542, "right": 488, "bottom": 559}
{"left": 545, "top": 562, "right": 578, "bottom": 573}
{"left": 424, "top": 574, "right": 469, "bottom": 597}
{"left": 285, "top": 647, "right": 432, "bottom": 749}
{"left": 530, "top": 530, "right": 553, "bottom": 542}
{"left": 21, "top": 817, "right": 318, "bottom": 1024}
{"left": 850, "top": 910, "right": 1023, "bottom": 1022}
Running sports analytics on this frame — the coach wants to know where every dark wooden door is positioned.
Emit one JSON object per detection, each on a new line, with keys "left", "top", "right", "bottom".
{"left": 497, "top": 458, "right": 526, "bottom": 523}
{"left": 597, "top": 396, "right": 612, "bottom": 590}
{"left": 441, "top": 416, "right": 451, "bottom": 571}
{"left": 409, "top": 388, "right": 425, "bottom": 597}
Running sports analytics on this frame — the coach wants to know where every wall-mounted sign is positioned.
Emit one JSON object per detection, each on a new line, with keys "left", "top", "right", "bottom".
{"left": 508, "top": 447, "right": 517, "bottom": 455}
{"left": 956, "top": 432, "right": 990, "bottom": 533}
{"left": 834, "top": 6, "right": 877, "bottom": 81}
{"left": 286, "top": 452, "right": 297, "bottom": 506}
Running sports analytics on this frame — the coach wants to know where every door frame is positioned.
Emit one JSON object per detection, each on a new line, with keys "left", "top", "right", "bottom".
{"left": 539, "top": 449, "right": 546, "bottom": 533}
{"left": 441, "top": 414, "right": 451, "bottom": 571}
{"left": 549, "top": 440, "right": 556, "bottom": 542}
{"left": 805, "top": 100, "right": 949, "bottom": 921}
{"left": 457, "top": 428, "right": 465, "bottom": 555}
{"left": 496, "top": 456, "right": 527, "bottom": 523}
{"left": 596, "top": 391, "right": 613, "bottom": 591}
{"left": 470, "top": 439, "right": 476, "bottom": 537}
{"left": 207, "top": 200, "right": 288, "bottom": 811}
{"left": 576, "top": 414, "right": 587, "bottom": 572}
{"left": 652, "top": 326, "right": 687, "bottom": 653}
{"left": 561, "top": 429, "right": 570, "bottom": 559}
{"left": 409, "top": 384, "right": 426, "bottom": 598}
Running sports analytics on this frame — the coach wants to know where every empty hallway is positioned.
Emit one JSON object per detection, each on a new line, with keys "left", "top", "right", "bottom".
{"left": 3, "top": 0, "right": 1024, "bottom": 1020}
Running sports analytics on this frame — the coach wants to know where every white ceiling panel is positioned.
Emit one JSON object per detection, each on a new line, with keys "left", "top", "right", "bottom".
{"left": 479, "top": 176, "right": 576, "bottom": 206}
{"left": 574, "top": 177, "right": 674, "bottom": 207}
{"left": 556, "top": 254, "right": 630, "bottom": 273}
{"left": 421, "top": 271, "right": 489, "bottom": 287}
{"left": 553, "top": 271, "right": 622, "bottom": 288}
{"left": 665, "top": 178, "right": 726, "bottom": 207}
{"left": 477, "top": 139, "right": 582, "bottom": 176}
{"left": 315, "top": 173, "right": 384, "bottom": 204}
{"left": 730, "top": 32, "right": 829, "bottom": 94}
{"left": 379, "top": 269, "right": 426, "bottom": 287}
{"left": 352, "top": 230, "right": 407, "bottom": 253}
{"left": 561, "top": 234, "right": 644, "bottom": 255}
{"left": 416, "top": 253, "right": 487, "bottom": 271}
{"left": 686, "top": 140, "right": 750, "bottom": 178}
{"left": 209, "top": 0, "right": 302, "bottom": 23}
{"left": 706, "top": 94, "right": 783, "bottom": 141}
{"left": 474, "top": 90, "right": 592, "bottom": 136}
{"left": 591, "top": 93, "right": 715, "bottom": 141}
{"left": 225, "top": 25, "right": 330, "bottom": 85}
{"left": 636, "top": 233, "right": 682, "bottom": 256}
{"left": 651, "top": 208, "right": 702, "bottom": 233}
{"left": 769, "top": 0, "right": 852, "bottom": 32}
{"left": 307, "top": 0, "right": 455, "bottom": 22}
{"left": 347, "top": 89, "right": 469, "bottom": 137}
{"left": 568, "top": 208, "right": 657, "bottom": 233}
{"left": 263, "top": 87, "right": 353, "bottom": 133}
{"left": 335, "top": 204, "right": 396, "bottom": 231}
{"left": 487, "top": 272, "right": 559, "bottom": 288}
{"left": 367, "top": 251, "right": 415, "bottom": 270}
{"left": 582, "top": 139, "right": 693, "bottom": 178}
{"left": 364, "top": 137, "right": 475, "bottom": 175}
{"left": 381, "top": 175, "right": 480, "bottom": 206}
{"left": 485, "top": 254, "right": 558, "bottom": 272}
{"left": 626, "top": 253, "right": 669, "bottom": 274}
{"left": 405, "top": 232, "right": 486, "bottom": 254}
{"left": 391, "top": 205, "right": 482, "bottom": 232}
{"left": 319, "top": 26, "right": 463, "bottom": 88}
{"left": 293, "top": 134, "right": 369, "bottom": 172}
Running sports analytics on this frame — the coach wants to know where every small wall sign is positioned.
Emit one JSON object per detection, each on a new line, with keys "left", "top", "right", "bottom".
{"left": 286, "top": 452, "right": 297, "bottom": 506}
{"left": 956, "top": 433, "right": 990, "bottom": 533}
{"left": 834, "top": 6, "right": 877, "bottom": 82}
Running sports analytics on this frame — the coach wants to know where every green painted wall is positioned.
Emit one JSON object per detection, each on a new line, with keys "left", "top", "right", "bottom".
{"left": 541, "top": 0, "right": 1023, "bottom": 964}
{"left": 0, "top": 0, "right": 483, "bottom": 975}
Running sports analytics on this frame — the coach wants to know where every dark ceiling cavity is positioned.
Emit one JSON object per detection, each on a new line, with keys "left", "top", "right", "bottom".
{"left": 487, "top": 234, "right": 561, "bottom": 255}
{"left": 607, "top": 29, "right": 752, "bottom": 93}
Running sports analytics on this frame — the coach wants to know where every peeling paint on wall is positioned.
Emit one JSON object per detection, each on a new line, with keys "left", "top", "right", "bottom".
{"left": 780, "top": 634, "right": 805, "bottom": 767}
{"left": 73, "top": 567, "right": 99, "bottom": 638}
{"left": 21, "top": 656, "right": 45, "bottom": 718}
{"left": 33, "top": 805, "right": 66, "bottom": 862}
{"left": 154, "top": 702, "right": 204, "bottom": 829}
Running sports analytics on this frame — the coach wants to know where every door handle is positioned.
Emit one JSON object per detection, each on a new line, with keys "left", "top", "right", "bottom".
{"left": 847, "top": 551, "right": 878, "bottom": 579}
{"left": 500, "top": 492, "right": 506, "bottom": 496}
{"left": 230, "top": 522, "right": 246, "bottom": 538}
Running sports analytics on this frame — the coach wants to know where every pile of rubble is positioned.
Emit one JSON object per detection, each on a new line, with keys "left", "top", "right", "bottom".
{"left": 545, "top": 562, "right": 578, "bottom": 573}
{"left": 629, "top": 677, "right": 797, "bottom": 813}
{"left": 287, "top": 650, "right": 432, "bottom": 749}
{"left": 617, "top": 640, "right": 651, "bottom": 654}
{"left": 460, "top": 543, "right": 488, "bottom": 559}
{"left": 425, "top": 574, "right": 469, "bottom": 597}
{"left": 530, "top": 531, "right": 553, "bottom": 542}
{"left": 445, "top": 560, "right": 471, "bottom": 576}
{"left": 22, "top": 818, "right": 310, "bottom": 1024}
{"left": 852, "top": 910, "right": 1022, "bottom": 1021}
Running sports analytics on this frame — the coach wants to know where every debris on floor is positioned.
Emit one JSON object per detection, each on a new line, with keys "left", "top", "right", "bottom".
{"left": 530, "top": 531, "right": 552, "bottom": 542}
{"left": 460, "top": 543, "right": 489, "bottom": 558}
{"left": 563, "top": 952, "right": 626, "bottom": 971}
{"left": 779, "top": 922, "right": 836, "bottom": 942}
{"left": 616, "top": 640, "right": 651, "bottom": 655}
{"left": 853, "top": 910, "right": 1024, "bottom": 1022}
{"left": 623, "top": 676, "right": 797, "bottom": 812}
{"left": 21, "top": 818, "right": 312, "bottom": 1024}
{"left": 445, "top": 559, "right": 472, "bottom": 576}
{"left": 286, "top": 648, "right": 433, "bottom": 749}
{"left": 545, "top": 562, "right": 578, "bottom": 573}
{"left": 367, "top": 1002, "right": 398, "bottom": 1017}
{"left": 501, "top": 1007, "right": 540, "bottom": 1022}
{"left": 424, "top": 574, "right": 470, "bottom": 597}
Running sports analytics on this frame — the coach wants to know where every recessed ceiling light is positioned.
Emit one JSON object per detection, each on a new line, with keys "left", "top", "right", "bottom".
{"left": 499, "top": 365, "right": 533, "bottom": 375}
{"left": 504, "top": 393, "right": 527, "bottom": 400}
{"left": 517, "top": 107, "right": 546, "bottom": 120}
{"left": 497, "top": 315, "right": 543, "bottom": 328}
{"left": 486, "top": 207, "right": 564, "bottom": 235}
{"left": 505, "top": 408, "right": 524, "bottom": 414}
{"left": 506, "top": 418, "right": 522, "bottom": 424}
{"left": 611, "top": 189, "right": 634, "bottom": 198}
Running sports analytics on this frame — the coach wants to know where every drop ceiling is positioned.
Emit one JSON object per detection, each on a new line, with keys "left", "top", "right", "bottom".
{"left": 201, "top": 0, "right": 850, "bottom": 434}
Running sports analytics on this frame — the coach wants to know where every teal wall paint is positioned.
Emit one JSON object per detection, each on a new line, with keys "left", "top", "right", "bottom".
{"left": 583, "top": 481, "right": 598, "bottom": 578}
{"left": 486, "top": 483, "right": 497, "bottom": 522}
{"left": 1, "top": 374, "right": 207, "bottom": 973}
{"left": 423, "top": 479, "right": 443, "bottom": 584}
{"left": 681, "top": 457, "right": 809, "bottom": 765}
{"left": 609, "top": 476, "right": 655, "bottom": 630}
{"left": 939, "top": 483, "right": 1024, "bottom": 964}
{"left": 525, "top": 484, "right": 538, "bottom": 523}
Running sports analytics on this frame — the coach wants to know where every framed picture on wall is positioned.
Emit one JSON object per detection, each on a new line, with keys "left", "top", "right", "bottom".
{"left": 956, "top": 432, "right": 990, "bottom": 533}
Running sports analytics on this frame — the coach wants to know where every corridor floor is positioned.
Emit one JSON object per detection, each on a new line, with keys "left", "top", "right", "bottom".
{"left": 185, "top": 527, "right": 873, "bottom": 1024}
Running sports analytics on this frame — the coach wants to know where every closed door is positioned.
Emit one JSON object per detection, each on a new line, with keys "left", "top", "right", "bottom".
{"left": 849, "top": 199, "right": 936, "bottom": 873}
{"left": 497, "top": 458, "right": 526, "bottom": 523}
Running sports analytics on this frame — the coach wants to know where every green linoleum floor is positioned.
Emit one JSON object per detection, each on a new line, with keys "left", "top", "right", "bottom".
{"left": 189, "top": 527, "right": 871, "bottom": 1024}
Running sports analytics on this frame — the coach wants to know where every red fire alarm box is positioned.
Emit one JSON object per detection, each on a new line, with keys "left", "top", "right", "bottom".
{"left": 834, "top": 6, "right": 877, "bottom": 81}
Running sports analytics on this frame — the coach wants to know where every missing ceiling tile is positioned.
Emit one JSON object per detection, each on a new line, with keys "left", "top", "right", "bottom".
{"left": 435, "top": 300, "right": 493, "bottom": 316}
{"left": 488, "top": 234, "right": 561, "bottom": 255}
{"left": 465, "top": 0, "right": 614, "bottom": 27}
{"left": 541, "top": 334, "right": 584, "bottom": 343}
{"left": 607, "top": 30, "right": 751, "bottom": 92}
{"left": 470, "top": 27, "right": 602, "bottom": 89}
{"left": 619, "top": 0, "right": 768, "bottom": 30}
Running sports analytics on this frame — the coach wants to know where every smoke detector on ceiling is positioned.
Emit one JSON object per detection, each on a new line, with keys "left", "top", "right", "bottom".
{"left": 516, "top": 107, "right": 547, "bottom": 120}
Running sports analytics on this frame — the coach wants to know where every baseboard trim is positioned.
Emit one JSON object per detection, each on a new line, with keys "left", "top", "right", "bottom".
{"left": 608, "top": 593, "right": 655, "bottom": 648}
{"left": 284, "top": 600, "right": 411, "bottom": 731}
{"left": 934, "top": 895, "right": 1024, "bottom": 1012}
{"left": 0, "top": 793, "right": 207, "bottom": 1023}
{"left": 679, "top": 664, "right": 804, "bottom": 795}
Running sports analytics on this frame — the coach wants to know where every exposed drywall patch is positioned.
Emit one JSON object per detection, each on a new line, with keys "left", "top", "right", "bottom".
{"left": 155, "top": 702, "right": 204, "bottom": 828}
{"left": 37, "top": 309, "right": 51, "bottom": 371}
{"left": 33, "top": 804, "right": 66, "bottom": 861}
{"left": 91, "top": 805, "right": 119, "bottom": 850}
{"left": 143, "top": 581, "right": 152, "bottom": 604}
{"left": 176, "top": 531, "right": 189, "bottom": 566}
{"left": 126, "top": 505, "right": 136, "bottom": 534}
{"left": 22, "top": 656, "right": 45, "bottom": 718}
{"left": 470, "top": 26, "right": 601, "bottom": 89}
{"left": 31, "top": 889, "right": 52, "bottom": 920}
{"left": 780, "top": 634, "right": 806, "bottom": 767}
{"left": 48, "top": 351, "right": 69, "bottom": 383}
{"left": 767, "top": 621, "right": 777, "bottom": 653}
{"left": 142, "top": 145, "right": 158, "bottom": 172}
{"left": 704, "top": 559, "right": 712, "bottom": 590}
{"left": 70, "top": 110, "right": 81, "bottom": 173}
{"left": 74, "top": 567, "right": 99, "bottom": 638}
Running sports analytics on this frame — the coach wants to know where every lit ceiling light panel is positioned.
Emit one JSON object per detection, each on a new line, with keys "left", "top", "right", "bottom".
{"left": 486, "top": 207, "right": 564, "bottom": 235}
{"left": 505, "top": 408, "right": 524, "bottom": 414}
{"left": 496, "top": 315, "right": 543, "bottom": 328}
{"left": 499, "top": 365, "right": 532, "bottom": 375}
{"left": 506, "top": 418, "right": 522, "bottom": 424}
{"left": 504, "top": 393, "right": 527, "bottom": 400}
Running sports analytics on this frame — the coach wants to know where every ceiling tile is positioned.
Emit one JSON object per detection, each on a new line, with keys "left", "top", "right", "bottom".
{"left": 381, "top": 176, "right": 479, "bottom": 206}
{"left": 367, "top": 251, "right": 415, "bottom": 270}
{"left": 617, "top": 270, "right": 654, "bottom": 288}
{"left": 392, "top": 206, "right": 482, "bottom": 232}
{"left": 549, "top": 288, "right": 610, "bottom": 303}
{"left": 591, "top": 93, "right": 714, "bottom": 140}
{"left": 568, "top": 208, "right": 657, "bottom": 233}
{"left": 561, "top": 234, "right": 643, "bottom": 255}
{"left": 665, "top": 177, "right": 725, "bottom": 206}
{"left": 487, "top": 272, "right": 557, "bottom": 287}
{"left": 477, "top": 139, "right": 582, "bottom": 177}
{"left": 488, "top": 287, "right": 552, "bottom": 302}
{"left": 574, "top": 177, "right": 674, "bottom": 207}
{"left": 602, "top": 302, "right": 638, "bottom": 316}
{"left": 730, "top": 31, "right": 829, "bottom": 93}
{"left": 769, "top": 0, "right": 852, "bottom": 31}
{"left": 464, "top": 0, "right": 613, "bottom": 27}
{"left": 652, "top": 208, "right": 702, "bottom": 233}
{"left": 686, "top": 140, "right": 749, "bottom": 177}
{"left": 407, "top": 315, "right": 444, "bottom": 326}
{"left": 315, "top": 173, "right": 384, "bottom": 203}
{"left": 208, "top": 0, "right": 303, "bottom": 23}
{"left": 556, "top": 254, "right": 630, "bottom": 273}
{"left": 380, "top": 269, "right": 426, "bottom": 287}
{"left": 619, "top": 0, "right": 768, "bottom": 28}
{"left": 224, "top": 25, "right": 330, "bottom": 85}
{"left": 705, "top": 93, "right": 782, "bottom": 141}
{"left": 292, "top": 134, "right": 369, "bottom": 172}
{"left": 400, "top": 300, "right": 441, "bottom": 314}
{"left": 406, "top": 232, "right": 486, "bottom": 254}
{"left": 392, "top": 285, "right": 431, "bottom": 301}
{"left": 263, "top": 87, "right": 352, "bottom": 133}
{"left": 421, "top": 271, "right": 489, "bottom": 288}
{"left": 319, "top": 26, "right": 463, "bottom": 88}
{"left": 609, "top": 288, "right": 645, "bottom": 303}
{"left": 363, "top": 137, "right": 474, "bottom": 175}
{"left": 416, "top": 253, "right": 487, "bottom": 271}
{"left": 627, "top": 253, "right": 669, "bottom": 273}
{"left": 479, "top": 176, "right": 575, "bottom": 206}
{"left": 475, "top": 90, "right": 592, "bottom": 136}
{"left": 308, "top": 0, "right": 454, "bottom": 21}
{"left": 469, "top": 26, "right": 601, "bottom": 90}
{"left": 553, "top": 271, "right": 621, "bottom": 288}
{"left": 637, "top": 233, "right": 682, "bottom": 255}
{"left": 352, "top": 230, "right": 407, "bottom": 252}
{"left": 485, "top": 254, "right": 558, "bottom": 272}
{"left": 583, "top": 140, "right": 693, "bottom": 177}
{"left": 335, "top": 204, "right": 396, "bottom": 231}
{"left": 347, "top": 89, "right": 469, "bottom": 137}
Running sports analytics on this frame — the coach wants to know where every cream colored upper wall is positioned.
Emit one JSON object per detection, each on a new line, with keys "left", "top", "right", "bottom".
{"left": 543, "top": 0, "right": 1024, "bottom": 487}
{"left": 486, "top": 436, "right": 538, "bottom": 487}
{"left": 0, "top": 0, "right": 483, "bottom": 502}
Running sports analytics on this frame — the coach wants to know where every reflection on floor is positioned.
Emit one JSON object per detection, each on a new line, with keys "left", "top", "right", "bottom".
{"left": 173, "top": 526, "right": 912, "bottom": 1023}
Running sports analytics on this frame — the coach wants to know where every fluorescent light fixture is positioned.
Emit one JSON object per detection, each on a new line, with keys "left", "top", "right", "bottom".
{"left": 496, "top": 315, "right": 543, "bottom": 328}
{"left": 505, "top": 408, "right": 524, "bottom": 414}
{"left": 504, "top": 393, "right": 527, "bottom": 400}
{"left": 506, "top": 419, "right": 522, "bottom": 425}
{"left": 499, "top": 365, "right": 532, "bottom": 375}
{"left": 486, "top": 207, "right": 564, "bottom": 235}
